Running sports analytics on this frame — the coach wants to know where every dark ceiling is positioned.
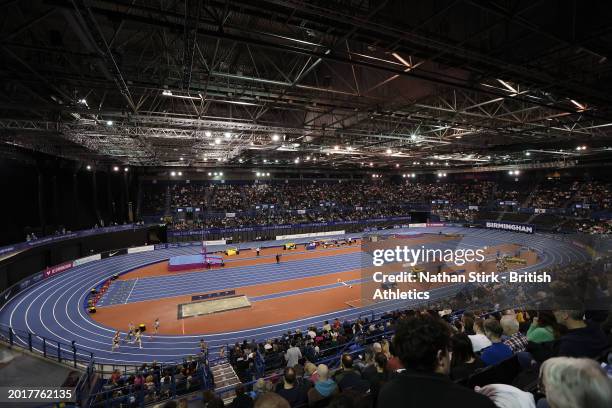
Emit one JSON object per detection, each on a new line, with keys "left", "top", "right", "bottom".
{"left": 1, "top": 0, "right": 612, "bottom": 171}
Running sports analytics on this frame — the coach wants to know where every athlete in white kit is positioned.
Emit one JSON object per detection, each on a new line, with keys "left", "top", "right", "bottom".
{"left": 134, "top": 329, "right": 143, "bottom": 349}
{"left": 153, "top": 318, "right": 160, "bottom": 336}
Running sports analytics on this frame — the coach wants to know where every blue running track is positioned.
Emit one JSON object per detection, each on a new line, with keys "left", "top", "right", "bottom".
{"left": 0, "top": 227, "right": 590, "bottom": 365}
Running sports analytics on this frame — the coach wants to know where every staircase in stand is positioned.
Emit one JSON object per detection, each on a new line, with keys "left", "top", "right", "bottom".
{"left": 211, "top": 360, "right": 241, "bottom": 404}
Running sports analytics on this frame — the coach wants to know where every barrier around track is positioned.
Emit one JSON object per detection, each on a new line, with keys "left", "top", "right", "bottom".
{"left": 0, "top": 322, "right": 189, "bottom": 382}
{"left": 0, "top": 322, "right": 97, "bottom": 406}
{"left": 88, "top": 356, "right": 215, "bottom": 408}
{"left": 1, "top": 225, "right": 594, "bottom": 373}
{"left": 0, "top": 322, "right": 94, "bottom": 368}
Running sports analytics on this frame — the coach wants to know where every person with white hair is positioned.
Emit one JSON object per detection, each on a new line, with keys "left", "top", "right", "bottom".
{"left": 307, "top": 364, "right": 338, "bottom": 405}
{"left": 501, "top": 315, "right": 528, "bottom": 353}
{"left": 538, "top": 357, "right": 612, "bottom": 408}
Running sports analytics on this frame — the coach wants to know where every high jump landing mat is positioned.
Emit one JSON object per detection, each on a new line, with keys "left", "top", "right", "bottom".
{"left": 178, "top": 295, "right": 252, "bottom": 319}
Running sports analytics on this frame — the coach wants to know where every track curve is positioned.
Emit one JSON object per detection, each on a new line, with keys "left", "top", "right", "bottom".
{"left": 0, "top": 227, "right": 590, "bottom": 364}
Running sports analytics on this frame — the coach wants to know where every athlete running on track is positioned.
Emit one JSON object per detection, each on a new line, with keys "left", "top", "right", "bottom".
{"left": 134, "top": 329, "right": 143, "bottom": 349}
{"left": 112, "top": 331, "right": 120, "bottom": 351}
{"left": 126, "top": 322, "right": 135, "bottom": 343}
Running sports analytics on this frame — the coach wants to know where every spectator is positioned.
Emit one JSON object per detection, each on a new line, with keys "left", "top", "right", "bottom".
{"left": 275, "top": 367, "right": 307, "bottom": 407}
{"left": 469, "top": 318, "right": 493, "bottom": 352}
{"left": 327, "top": 393, "right": 357, "bottom": 408}
{"left": 481, "top": 319, "right": 513, "bottom": 366}
{"left": 527, "top": 311, "right": 556, "bottom": 343}
{"left": 462, "top": 314, "right": 476, "bottom": 335}
{"left": 385, "top": 341, "right": 404, "bottom": 372}
{"left": 307, "top": 364, "right": 338, "bottom": 406}
{"left": 360, "top": 348, "right": 377, "bottom": 382}
{"left": 254, "top": 392, "right": 291, "bottom": 408}
{"left": 250, "top": 378, "right": 271, "bottom": 401}
{"left": 450, "top": 333, "right": 485, "bottom": 380}
{"left": 368, "top": 352, "right": 391, "bottom": 405}
{"left": 332, "top": 354, "right": 369, "bottom": 393}
{"left": 380, "top": 340, "right": 391, "bottom": 359}
{"left": 501, "top": 316, "right": 529, "bottom": 353}
{"left": 538, "top": 357, "right": 612, "bottom": 408}
{"left": 304, "top": 362, "right": 319, "bottom": 383}
{"left": 203, "top": 390, "right": 225, "bottom": 408}
{"left": 232, "top": 384, "right": 254, "bottom": 408}
{"left": 377, "top": 314, "right": 496, "bottom": 407}
{"left": 553, "top": 310, "right": 610, "bottom": 358}
{"left": 285, "top": 342, "right": 302, "bottom": 368}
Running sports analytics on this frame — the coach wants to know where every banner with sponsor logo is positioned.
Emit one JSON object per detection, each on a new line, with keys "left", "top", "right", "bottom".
{"left": 73, "top": 253, "right": 101, "bottom": 266}
{"left": 276, "top": 230, "right": 346, "bottom": 241}
{"left": 534, "top": 208, "right": 547, "bottom": 214}
{"left": 100, "top": 248, "right": 128, "bottom": 259}
{"left": 226, "top": 212, "right": 236, "bottom": 218}
{"left": 468, "top": 205, "right": 479, "bottom": 210}
{"left": 127, "top": 245, "right": 155, "bottom": 254}
{"left": 0, "top": 271, "right": 44, "bottom": 308}
{"left": 484, "top": 221, "right": 534, "bottom": 234}
{"left": 409, "top": 223, "right": 427, "bottom": 228}
{"left": 204, "top": 240, "right": 227, "bottom": 246}
{"left": 44, "top": 261, "right": 74, "bottom": 278}
{"left": 426, "top": 222, "right": 445, "bottom": 227}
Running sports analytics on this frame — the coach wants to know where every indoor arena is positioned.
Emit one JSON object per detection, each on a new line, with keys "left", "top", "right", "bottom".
{"left": 0, "top": 1, "right": 611, "bottom": 408}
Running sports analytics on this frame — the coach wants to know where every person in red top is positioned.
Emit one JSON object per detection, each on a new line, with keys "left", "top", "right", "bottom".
{"left": 386, "top": 354, "right": 404, "bottom": 372}
{"left": 332, "top": 318, "right": 341, "bottom": 331}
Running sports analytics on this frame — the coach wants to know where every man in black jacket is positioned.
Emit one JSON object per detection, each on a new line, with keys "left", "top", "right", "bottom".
{"left": 275, "top": 367, "right": 307, "bottom": 407}
{"left": 377, "top": 314, "right": 496, "bottom": 408}
{"left": 333, "top": 354, "right": 370, "bottom": 393}
{"left": 553, "top": 309, "right": 610, "bottom": 358}
{"left": 231, "top": 384, "right": 253, "bottom": 408}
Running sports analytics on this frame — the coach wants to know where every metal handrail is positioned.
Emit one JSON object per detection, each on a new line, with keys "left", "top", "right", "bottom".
{"left": 88, "top": 360, "right": 213, "bottom": 408}
{"left": 0, "top": 322, "right": 94, "bottom": 368}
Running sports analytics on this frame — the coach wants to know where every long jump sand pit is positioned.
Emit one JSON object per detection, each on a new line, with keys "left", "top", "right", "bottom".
{"left": 178, "top": 295, "right": 251, "bottom": 319}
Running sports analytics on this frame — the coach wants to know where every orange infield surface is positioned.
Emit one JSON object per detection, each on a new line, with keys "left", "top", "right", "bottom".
{"left": 93, "top": 245, "right": 364, "bottom": 335}
{"left": 90, "top": 237, "right": 537, "bottom": 335}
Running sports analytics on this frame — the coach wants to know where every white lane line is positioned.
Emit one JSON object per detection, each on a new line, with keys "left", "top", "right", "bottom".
{"left": 1, "top": 227, "right": 589, "bottom": 364}
{"left": 125, "top": 279, "right": 139, "bottom": 304}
